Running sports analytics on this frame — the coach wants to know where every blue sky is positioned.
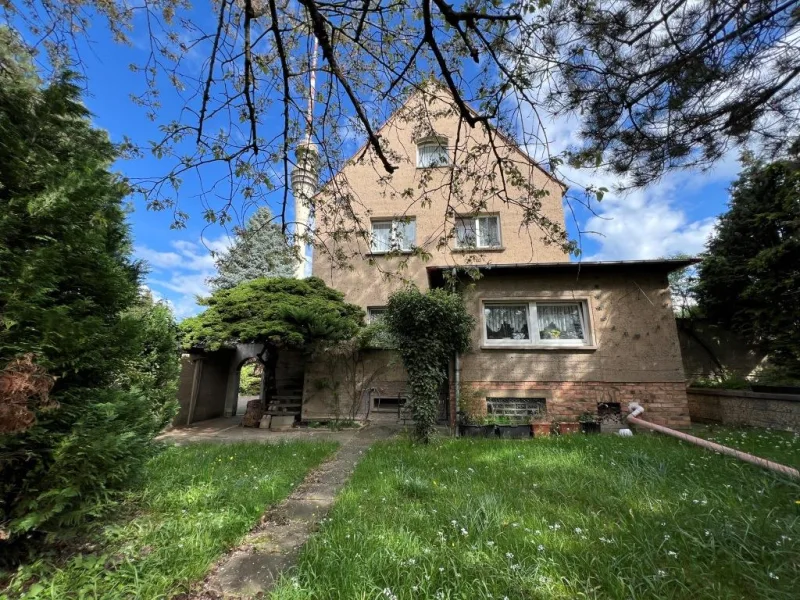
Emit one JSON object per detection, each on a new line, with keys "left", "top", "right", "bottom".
{"left": 40, "top": 9, "right": 736, "bottom": 319}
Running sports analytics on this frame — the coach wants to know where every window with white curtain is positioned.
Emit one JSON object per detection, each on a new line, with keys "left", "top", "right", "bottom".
{"left": 455, "top": 215, "right": 501, "bottom": 248}
{"left": 370, "top": 218, "right": 416, "bottom": 253}
{"left": 416, "top": 137, "right": 450, "bottom": 167}
{"left": 483, "top": 301, "right": 591, "bottom": 346}
{"left": 367, "top": 307, "right": 387, "bottom": 323}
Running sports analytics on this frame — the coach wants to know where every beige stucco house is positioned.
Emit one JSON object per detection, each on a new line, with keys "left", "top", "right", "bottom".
{"left": 300, "top": 87, "right": 693, "bottom": 429}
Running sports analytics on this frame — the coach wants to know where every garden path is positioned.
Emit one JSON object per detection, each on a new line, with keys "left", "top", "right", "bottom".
{"left": 181, "top": 423, "right": 400, "bottom": 599}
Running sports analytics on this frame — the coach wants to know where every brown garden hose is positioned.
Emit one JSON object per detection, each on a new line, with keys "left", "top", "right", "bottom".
{"left": 625, "top": 402, "right": 799, "bottom": 480}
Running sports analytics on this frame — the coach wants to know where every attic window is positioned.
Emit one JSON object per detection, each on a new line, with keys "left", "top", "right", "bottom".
{"left": 417, "top": 137, "right": 450, "bottom": 168}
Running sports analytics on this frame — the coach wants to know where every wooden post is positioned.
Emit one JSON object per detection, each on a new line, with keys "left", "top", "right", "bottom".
{"left": 187, "top": 358, "right": 204, "bottom": 426}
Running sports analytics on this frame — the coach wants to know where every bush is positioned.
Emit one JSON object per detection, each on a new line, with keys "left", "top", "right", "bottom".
{"left": 239, "top": 362, "right": 262, "bottom": 395}
{"left": 384, "top": 288, "right": 473, "bottom": 442}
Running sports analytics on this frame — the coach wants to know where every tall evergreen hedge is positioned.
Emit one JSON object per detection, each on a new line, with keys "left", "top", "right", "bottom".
{"left": 0, "top": 29, "right": 178, "bottom": 551}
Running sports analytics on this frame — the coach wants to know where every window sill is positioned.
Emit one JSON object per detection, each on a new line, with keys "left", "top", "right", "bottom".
{"left": 366, "top": 250, "right": 414, "bottom": 257}
{"left": 452, "top": 246, "right": 505, "bottom": 253}
{"left": 480, "top": 344, "right": 597, "bottom": 352}
{"left": 416, "top": 165, "right": 454, "bottom": 170}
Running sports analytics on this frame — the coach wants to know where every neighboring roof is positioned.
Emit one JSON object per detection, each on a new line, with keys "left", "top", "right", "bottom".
{"left": 426, "top": 257, "right": 699, "bottom": 284}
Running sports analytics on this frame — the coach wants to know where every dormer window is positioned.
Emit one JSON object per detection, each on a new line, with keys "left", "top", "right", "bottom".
{"left": 416, "top": 136, "right": 450, "bottom": 168}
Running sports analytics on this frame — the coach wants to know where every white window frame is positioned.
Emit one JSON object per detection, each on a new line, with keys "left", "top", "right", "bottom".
{"left": 370, "top": 218, "right": 415, "bottom": 253}
{"left": 416, "top": 136, "right": 450, "bottom": 168}
{"left": 455, "top": 215, "right": 502, "bottom": 249}
{"left": 482, "top": 300, "right": 593, "bottom": 348}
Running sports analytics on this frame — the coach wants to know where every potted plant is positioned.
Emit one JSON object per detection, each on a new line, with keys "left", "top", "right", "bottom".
{"left": 579, "top": 411, "right": 601, "bottom": 434}
{"left": 458, "top": 386, "right": 494, "bottom": 437}
{"left": 555, "top": 418, "right": 580, "bottom": 435}
{"left": 530, "top": 409, "right": 551, "bottom": 437}
{"left": 493, "top": 415, "right": 532, "bottom": 439}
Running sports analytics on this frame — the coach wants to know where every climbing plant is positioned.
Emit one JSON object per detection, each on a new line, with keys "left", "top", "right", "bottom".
{"left": 384, "top": 288, "right": 473, "bottom": 442}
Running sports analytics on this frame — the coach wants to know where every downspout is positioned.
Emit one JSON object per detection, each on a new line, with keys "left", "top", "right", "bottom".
{"left": 625, "top": 403, "right": 799, "bottom": 480}
{"left": 454, "top": 353, "right": 461, "bottom": 436}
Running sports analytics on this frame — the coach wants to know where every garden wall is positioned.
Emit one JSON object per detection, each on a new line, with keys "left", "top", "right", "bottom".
{"left": 687, "top": 388, "right": 800, "bottom": 432}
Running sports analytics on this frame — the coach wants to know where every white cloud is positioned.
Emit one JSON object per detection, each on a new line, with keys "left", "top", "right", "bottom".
{"left": 521, "top": 107, "right": 736, "bottom": 261}
{"left": 135, "top": 234, "right": 232, "bottom": 319}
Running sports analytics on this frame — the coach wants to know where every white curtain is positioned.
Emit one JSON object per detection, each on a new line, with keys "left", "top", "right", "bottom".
{"left": 537, "top": 304, "right": 584, "bottom": 340}
{"left": 477, "top": 216, "right": 500, "bottom": 247}
{"left": 418, "top": 141, "right": 449, "bottom": 167}
{"left": 485, "top": 305, "right": 529, "bottom": 340}
{"left": 455, "top": 218, "right": 477, "bottom": 247}
{"left": 395, "top": 219, "right": 415, "bottom": 250}
{"left": 371, "top": 221, "right": 392, "bottom": 252}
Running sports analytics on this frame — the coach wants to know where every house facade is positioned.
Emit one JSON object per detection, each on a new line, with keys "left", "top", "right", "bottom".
{"left": 301, "top": 88, "right": 692, "bottom": 428}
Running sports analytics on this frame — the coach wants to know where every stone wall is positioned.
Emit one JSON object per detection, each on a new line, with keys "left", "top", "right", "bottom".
{"left": 687, "top": 388, "right": 800, "bottom": 432}
{"left": 455, "top": 381, "right": 690, "bottom": 428}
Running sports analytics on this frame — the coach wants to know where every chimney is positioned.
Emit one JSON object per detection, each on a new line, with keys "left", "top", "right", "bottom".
{"left": 291, "top": 138, "right": 319, "bottom": 278}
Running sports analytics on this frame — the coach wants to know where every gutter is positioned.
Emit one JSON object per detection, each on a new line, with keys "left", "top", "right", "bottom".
{"left": 625, "top": 403, "right": 799, "bottom": 480}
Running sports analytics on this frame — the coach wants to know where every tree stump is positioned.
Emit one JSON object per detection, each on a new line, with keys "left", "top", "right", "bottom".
{"left": 241, "top": 399, "right": 264, "bottom": 427}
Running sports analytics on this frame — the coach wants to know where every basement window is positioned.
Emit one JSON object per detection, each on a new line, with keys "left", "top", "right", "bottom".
{"left": 373, "top": 397, "right": 406, "bottom": 412}
{"left": 486, "top": 397, "right": 546, "bottom": 419}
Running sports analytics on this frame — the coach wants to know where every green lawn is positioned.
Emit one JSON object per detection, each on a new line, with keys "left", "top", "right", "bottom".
{"left": 3, "top": 441, "right": 337, "bottom": 600}
{"left": 271, "top": 431, "right": 799, "bottom": 600}
{"left": 690, "top": 424, "right": 800, "bottom": 468}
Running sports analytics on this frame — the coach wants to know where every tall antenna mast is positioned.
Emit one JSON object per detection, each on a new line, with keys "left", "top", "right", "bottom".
{"left": 291, "top": 33, "right": 320, "bottom": 279}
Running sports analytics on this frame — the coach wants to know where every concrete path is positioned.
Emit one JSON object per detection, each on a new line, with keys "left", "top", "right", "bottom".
{"left": 184, "top": 423, "right": 400, "bottom": 599}
{"left": 158, "top": 416, "right": 370, "bottom": 446}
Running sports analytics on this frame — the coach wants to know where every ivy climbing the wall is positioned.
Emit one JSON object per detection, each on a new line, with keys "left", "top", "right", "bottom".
{"left": 384, "top": 288, "right": 474, "bottom": 442}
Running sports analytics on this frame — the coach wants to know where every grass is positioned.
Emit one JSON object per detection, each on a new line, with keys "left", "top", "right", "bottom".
{"left": 3, "top": 441, "right": 337, "bottom": 600}
{"left": 271, "top": 430, "right": 800, "bottom": 600}
{"left": 690, "top": 424, "right": 799, "bottom": 468}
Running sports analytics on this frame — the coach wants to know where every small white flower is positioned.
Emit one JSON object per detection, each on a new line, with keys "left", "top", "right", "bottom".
{"left": 769, "top": 572, "right": 779, "bottom": 580}
{"left": 439, "top": 567, "right": 445, "bottom": 572}
{"left": 460, "top": 528, "right": 468, "bottom": 536}
{"left": 510, "top": 563, "right": 521, "bottom": 571}
{"left": 537, "top": 544, "right": 545, "bottom": 552}
{"left": 657, "top": 569, "right": 666, "bottom": 577}
{"left": 667, "top": 550, "right": 678, "bottom": 558}
{"left": 486, "top": 540, "right": 495, "bottom": 547}
{"left": 574, "top": 527, "right": 583, "bottom": 534}
{"left": 505, "top": 552, "right": 514, "bottom": 559}
{"left": 663, "top": 534, "right": 670, "bottom": 541}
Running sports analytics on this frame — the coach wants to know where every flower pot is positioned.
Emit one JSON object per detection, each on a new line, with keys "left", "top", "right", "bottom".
{"left": 496, "top": 425, "right": 531, "bottom": 439}
{"left": 558, "top": 422, "right": 580, "bottom": 435}
{"left": 531, "top": 423, "right": 551, "bottom": 437}
{"left": 459, "top": 424, "right": 495, "bottom": 438}
{"left": 580, "top": 422, "right": 601, "bottom": 434}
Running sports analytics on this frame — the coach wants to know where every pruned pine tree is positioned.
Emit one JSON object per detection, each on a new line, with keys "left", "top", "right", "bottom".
{"left": 208, "top": 207, "right": 298, "bottom": 290}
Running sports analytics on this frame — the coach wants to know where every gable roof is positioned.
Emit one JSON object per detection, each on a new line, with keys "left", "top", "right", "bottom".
{"left": 318, "top": 85, "right": 566, "bottom": 192}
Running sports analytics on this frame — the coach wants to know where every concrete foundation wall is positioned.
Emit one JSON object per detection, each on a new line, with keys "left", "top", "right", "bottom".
{"left": 688, "top": 388, "right": 800, "bottom": 432}
{"left": 174, "top": 351, "right": 233, "bottom": 426}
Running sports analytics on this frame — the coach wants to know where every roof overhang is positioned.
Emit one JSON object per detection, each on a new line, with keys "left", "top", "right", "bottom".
{"left": 426, "top": 258, "right": 700, "bottom": 287}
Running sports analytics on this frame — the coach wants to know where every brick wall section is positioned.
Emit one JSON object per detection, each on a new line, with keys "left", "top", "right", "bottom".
{"left": 687, "top": 388, "right": 800, "bottom": 432}
{"left": 453, "top": 381, "right": 691, "bottom": 428}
